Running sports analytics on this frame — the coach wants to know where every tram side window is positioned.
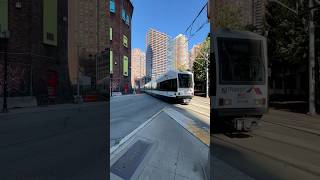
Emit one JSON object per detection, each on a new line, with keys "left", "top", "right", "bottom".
{"left": 158, "top": 79, "right": 177, "bottom": 91}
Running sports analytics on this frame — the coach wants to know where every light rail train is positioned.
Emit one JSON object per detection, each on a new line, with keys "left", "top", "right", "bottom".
{"left": 143, "top": 71, "right": 194, "bottom": 104}
{"left": 211, "top": 28, "right": 269, "bottom": 131}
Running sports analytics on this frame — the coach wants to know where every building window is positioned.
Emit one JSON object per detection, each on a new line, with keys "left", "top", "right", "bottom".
{"left": 125, "top": 15, "right": 130, "bottom": 25}
{"left": 110, "top": 50, "right": 113, "bottom": 74}
{"left": 109, "top": 27, "right": 113, "bottom": 41}
{"left": 43, "top": 0, "right": 57, "bottom": 46}
{"left": 110, "top": 0, "right": 115, "bottom": 13}
{"left": 121, "top": 9, "right": 126, "bottom": 21}
{"left": 123, "top": 35, "right": 128, "bottom": 47}
{"left": 0, "top": 0, "right": 8, "bottom": 34}
{"left": 123, "top": 56, "right": 128, "bottom": 76}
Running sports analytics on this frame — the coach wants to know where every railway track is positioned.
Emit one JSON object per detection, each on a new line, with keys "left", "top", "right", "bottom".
{"left": 213, "top": 134, "right": 320, "bottom": 178}
{"left": 248, "top": 130, "right": 320, "bottom": 154}
{"left": 176, "top": 103, "right": 210, "bottom": 118}
{"left": 262, "top": 120, "right": 320, "bottom": 136}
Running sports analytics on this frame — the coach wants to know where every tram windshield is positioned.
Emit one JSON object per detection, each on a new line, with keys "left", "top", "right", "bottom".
{"left": 178, "top": 74, "right": 193, "bottom": 88}
{"left": 217, "top": 37, "right": 265, "bottom": 84}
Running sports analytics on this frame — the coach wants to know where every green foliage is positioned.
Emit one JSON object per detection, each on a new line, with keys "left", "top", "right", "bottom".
{"left": 193, "top": 37, "right": 210, "bottom": 82}
{"left": 266, "top": 0, "right": 309, "bottom": 65}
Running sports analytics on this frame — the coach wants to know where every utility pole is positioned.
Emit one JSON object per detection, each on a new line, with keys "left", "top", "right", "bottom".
{"left": 309, "top": 0, "right": 316, "bottom": 115}
{"left": 96, "top": 0, "right": 100, "bottom": 90}
{"left": 1, "top": 30, "right": 9, "bottom": 113}
{"left": 206, "top": 59, "right": 209, "bottom": 98}
{"left": 76, "top": 0, "right": 80, "bottom": 102}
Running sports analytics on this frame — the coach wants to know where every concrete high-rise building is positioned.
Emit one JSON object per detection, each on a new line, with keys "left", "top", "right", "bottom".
{"left": 68, "top": 0, "right": 133, "bottom": 94}
{"left": 167, "top": 39, "right": 175, "bottom": 71}
{"left": 173, "top": 34, "right": 189, "bottom": 71}
{"left": 189, "top": 44, "right": 201, "bottom": 70}
{"left": 131, "top": 49, "right": 146, "bottom": 89}
{"left": 146, "top": 29, "right": 169, "bottom": 80}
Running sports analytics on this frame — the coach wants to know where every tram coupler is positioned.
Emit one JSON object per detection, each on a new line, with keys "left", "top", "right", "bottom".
{"left": 233, "top": 117, "right": 260, "bottom": 131}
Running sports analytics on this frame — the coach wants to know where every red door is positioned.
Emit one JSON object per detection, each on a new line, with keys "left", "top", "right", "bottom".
{"left": 47, "top": 71, "right": 58, "bottom": 98}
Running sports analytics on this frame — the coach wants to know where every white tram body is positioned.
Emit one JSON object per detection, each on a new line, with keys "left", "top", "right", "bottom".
{"left": 211, "top": 28, "right": 268, "bottom": 131}
{"left": 143, "top": 71, "right": 194, "bottom": 104}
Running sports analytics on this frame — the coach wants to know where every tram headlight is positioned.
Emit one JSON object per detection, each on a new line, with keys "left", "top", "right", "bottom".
{"left": 224, "top": 99, "right": 232, "bottom": 105}
{"left": 255, "top": 98, "right": 266, "bottom": 105}
{"left": 219, "top": 98, "right": 232, "bottom": 106}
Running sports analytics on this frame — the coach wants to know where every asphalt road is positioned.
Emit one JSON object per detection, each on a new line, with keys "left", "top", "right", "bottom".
{"left": 212, "top": 110, "right": 320, "bottom": 180}
{"left": 0, "top": 102, "right": 109, "bottom": 180}
{"left": 110, "top": 94, "right": 168, "bottom": 147}
{"left": 110, "top": 94, "right": 210, "bottom": 148}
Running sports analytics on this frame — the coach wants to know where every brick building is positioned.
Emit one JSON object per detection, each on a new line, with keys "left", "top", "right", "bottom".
{"left": 0, "top": 0, "right": 71, "bottom": 106}
{"left": 189, "top": 44, "right": 201, "bottom": 70}
{"left": 68, "top": 0, "right": 133, "bottom": 95}
{"left": 210, "top": 0, "right": 267, "bottom": 34}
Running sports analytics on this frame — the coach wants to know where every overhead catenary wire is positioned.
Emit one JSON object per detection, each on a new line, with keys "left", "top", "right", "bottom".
{"left": 181, "top": 1, "right": 209, "bottom": 48}
{"left": 185, "top": 2, "right": 208, "bottom": 35}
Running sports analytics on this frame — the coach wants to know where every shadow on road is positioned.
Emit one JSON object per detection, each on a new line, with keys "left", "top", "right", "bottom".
{"left": 211, "top": 138, "right": 281, "bottom": 180}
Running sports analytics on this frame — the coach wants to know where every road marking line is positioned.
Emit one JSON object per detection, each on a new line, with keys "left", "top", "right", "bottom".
{"left": 110, "top": 108, "right": 165, "bottom": 156}
{"left": 164, "top": 108, "right": 210, "bottom": 146}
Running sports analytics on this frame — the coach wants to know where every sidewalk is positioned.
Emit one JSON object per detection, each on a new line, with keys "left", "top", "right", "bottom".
{"left": 110, "top": 109, "right": 208, "bottom": 180}
{"left": 0, "top": 101, "right": 107, "bottom": 117}
{"left": 0, "top": 96, "right": 37, "bottom": 109}
{"left": 110, "top": 94, "right": 140, "bottom": 100}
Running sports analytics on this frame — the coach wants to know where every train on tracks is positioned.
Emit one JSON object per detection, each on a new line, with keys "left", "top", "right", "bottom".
{"left": 143, "top": 71, "right": 194, "bottom": 105}
{"left": 211, "top": 28, "right": 269, "bottom": 131}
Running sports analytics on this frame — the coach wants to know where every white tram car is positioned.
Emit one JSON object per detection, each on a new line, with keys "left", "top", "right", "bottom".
{"left": 143, "top": 71, "right": 194, "bottom": 104}
{"left": 211, "top": 28, "right": 269, "bottom": 131}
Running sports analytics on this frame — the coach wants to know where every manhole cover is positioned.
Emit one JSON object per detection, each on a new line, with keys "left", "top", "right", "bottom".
{"left": 110, "top": 140, "right": 152, "bottom": 180}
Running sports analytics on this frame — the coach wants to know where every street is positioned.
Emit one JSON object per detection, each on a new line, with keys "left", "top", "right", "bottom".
{"left": 0, "top": 102, "right": 109, "bottom": 180}
{"left": 110, "top": 94, "right": 210, "bottom": 148}
{"left": 212, "top": 110, "right": 320, "bottom": 180}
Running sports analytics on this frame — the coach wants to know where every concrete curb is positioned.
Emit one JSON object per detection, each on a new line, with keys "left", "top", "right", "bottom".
{"left": 164, "top": 107, "right": 210, "bottom": 147}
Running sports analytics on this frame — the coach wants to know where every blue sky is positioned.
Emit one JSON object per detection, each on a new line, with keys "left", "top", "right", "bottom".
{"left": 131, "top": 0, "right": 209, "bottom": 52}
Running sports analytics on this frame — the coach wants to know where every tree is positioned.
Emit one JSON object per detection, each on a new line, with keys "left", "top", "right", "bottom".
{"left": 193, "top": 37, "right": 209, "bottom": 81}
{"left": 193, "top": 37, "right": 210, "bottom": 97}
{"left": 266, "top": 0, "right": 309, "bottom": 66}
